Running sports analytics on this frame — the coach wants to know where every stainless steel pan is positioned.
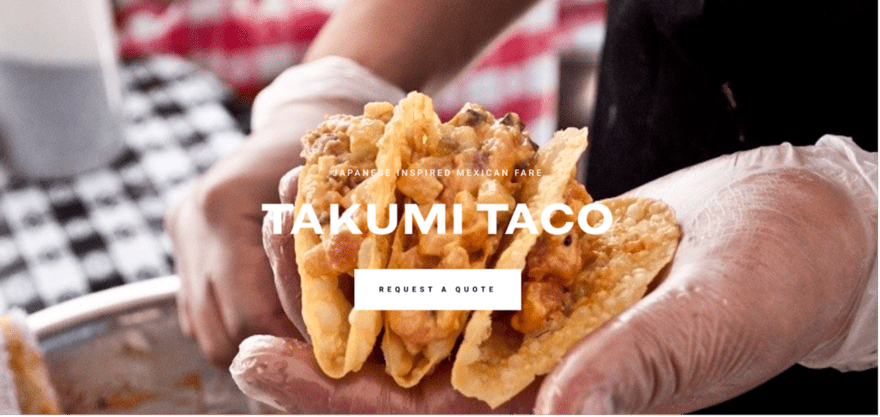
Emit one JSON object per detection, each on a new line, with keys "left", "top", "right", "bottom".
{"left": 27, "top": 276, "right": 266, "bottom": 414}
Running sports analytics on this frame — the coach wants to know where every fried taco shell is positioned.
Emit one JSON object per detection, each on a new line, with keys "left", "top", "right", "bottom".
{"left": 293, "top": 92, "right": 679, "bottom": 409}
{"left": 380, "top": 93, "right": 542, "bottom": 387}
{"left": 295, "top": 100, "right": 404, "bottom": 378}
{"left": 451, "top": 191, "right": 681, "bottom": 408}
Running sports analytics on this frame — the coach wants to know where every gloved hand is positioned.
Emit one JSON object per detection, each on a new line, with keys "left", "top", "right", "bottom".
{"left": 535, "top": 136, "right": 877, "bottom": 413}
{"left": 231, "top": 135, "right": 876, "bottom": 413}
{"left": 232, "top": 335, "right": 541, "bottom": 413}
{"left": 165, "top": 166, "right": 297, "bottom": 365}
{"left": 236, "top": 168, "right": 539, "bottom": 413}
{"left": 166, "top": 56, "right": 405, "bottom": 364}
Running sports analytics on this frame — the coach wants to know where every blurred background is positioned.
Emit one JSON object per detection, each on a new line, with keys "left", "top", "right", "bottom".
{"left": 0, "top": 0, "right": 606, "bottom": 315}
{"left": 0, "top": 0, "right": 874, "bottom": 414}
{"left": 0, "top": 0, "right": 610, "bottom": 412}
{"left": 0, "top": 1, "right": 611, "bottom": 412}
{"left": 0, "top": 0, "right": 607, "bottom": 315}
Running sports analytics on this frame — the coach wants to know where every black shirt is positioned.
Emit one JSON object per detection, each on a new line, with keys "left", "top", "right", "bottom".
{"left": 587, "top": 0, "right": 877, "bottom": 199}
{"left": 586, "top": 0, "right": 878, "bottom": 413}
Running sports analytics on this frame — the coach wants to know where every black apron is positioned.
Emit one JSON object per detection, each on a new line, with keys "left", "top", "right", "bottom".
{"left": 588, "top": 0, "right": 877, "bottom": 199}
{"left": 586, "top": 0, "right": 878, "bottom": 413}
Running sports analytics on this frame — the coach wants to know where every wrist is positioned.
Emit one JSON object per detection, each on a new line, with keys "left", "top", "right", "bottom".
{"left": 194, "top": 134, "right": 300, "bottom": 225}
{"left": 251, "top": 56, "right": 406, "bottom": 133}
{"left": 192, "top": 56, "right": 407, "bottom": 226}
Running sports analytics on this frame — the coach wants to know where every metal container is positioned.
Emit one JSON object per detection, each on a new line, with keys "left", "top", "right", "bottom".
{"left": 27, "top": 276, "right": 269, "bottom": 414}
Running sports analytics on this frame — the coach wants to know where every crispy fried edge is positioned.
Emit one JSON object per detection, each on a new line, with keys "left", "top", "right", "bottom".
{"left": 451, "top": 197, "right": 681, "bottom": 408}
{"left": 0, "top": 311, "right": 61, "bottom": 414}
{"left": 296, "top": 99, "right": 408, "bottom": 378}
{"left": 379, "top": 92, "right": 475, "bottom": 387}
{"left": 449, "top": 127, "right": 588, "bottom": 405}
{"left": 494, "top": 127, "right": 589, "bottom": 270}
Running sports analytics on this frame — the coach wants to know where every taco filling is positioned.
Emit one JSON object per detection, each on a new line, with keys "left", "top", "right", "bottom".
{"left": 451, "top": 188, "right": 681, "bottom": 409}
{"left": 291, "top": 92, "right": 679, "bottom": 409}
{"left": 295, "top": 100, "right": 401, "bottom": 378}
{"left": 382, "top": 94, "right": 539, "bottom": 387}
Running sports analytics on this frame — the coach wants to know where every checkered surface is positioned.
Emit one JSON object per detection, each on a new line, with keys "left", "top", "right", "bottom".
{"left": 0, "top": 55, "right": 245, "bottom": 313}
{"left": 115, "top": 0, "right": 608, "bottom": 144}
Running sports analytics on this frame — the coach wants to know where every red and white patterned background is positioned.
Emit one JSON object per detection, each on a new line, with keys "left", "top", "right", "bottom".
{"left": 115, "top": 0, "right": 607, "bottom": 143}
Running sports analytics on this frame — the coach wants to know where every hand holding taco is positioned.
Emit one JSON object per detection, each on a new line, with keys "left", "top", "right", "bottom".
{"left": 232, "top": 92, "right": 686, "bottom": 410}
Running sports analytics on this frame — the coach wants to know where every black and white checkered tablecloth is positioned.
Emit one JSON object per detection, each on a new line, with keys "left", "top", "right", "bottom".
{"left": 0, "top": 56, "right": 247, "bottom": 313}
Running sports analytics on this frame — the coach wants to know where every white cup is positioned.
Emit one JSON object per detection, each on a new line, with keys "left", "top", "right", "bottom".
{"left": 0, "top": 0, "right": 124, "bottom": 179}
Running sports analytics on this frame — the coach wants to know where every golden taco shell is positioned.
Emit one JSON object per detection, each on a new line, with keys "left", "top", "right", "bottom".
{"left": 295, "top": 99, "right": 404, "bottom": 378}
{"left": 451, "top": 193, "right": 681, "bottom": 408}
{"left": 291, "top": 91, "right": 680, "bottom": 409}
{"left": 380, "top": 93, "right": 542, "bottom": 387}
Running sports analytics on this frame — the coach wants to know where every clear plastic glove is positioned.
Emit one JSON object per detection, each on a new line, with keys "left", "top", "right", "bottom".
{"left": 232, "top": 334, "right": 541, "bottom": 413}
{"left": 165, "top": 171, "right": 299, "bottom": 365}
{"left": 535, "top": 135, "right": 877, "bottom": 413}
{"left": 166, "top": 56, "right": 405, "bottom": 364}
{"left": 236, "top": 166, "right": 539, "bottom": 413}
{"left": 232, "top": 135, "right": 876, "bottom": 413}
